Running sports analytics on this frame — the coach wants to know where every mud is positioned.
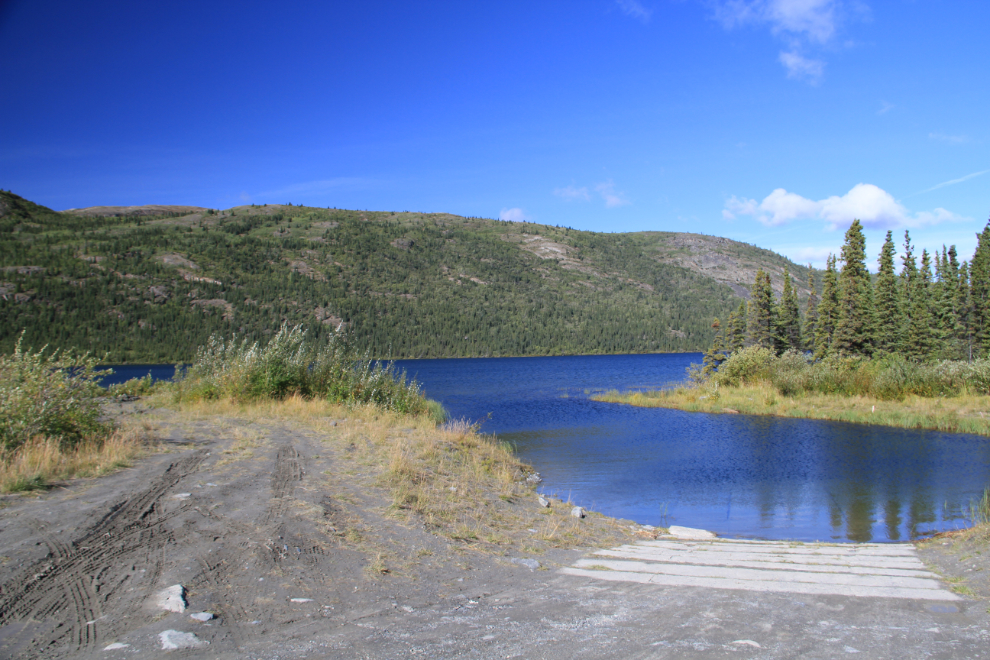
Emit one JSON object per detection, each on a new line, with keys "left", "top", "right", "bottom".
{"left": 0, "top": 404, "right": 988, "bottom": 659}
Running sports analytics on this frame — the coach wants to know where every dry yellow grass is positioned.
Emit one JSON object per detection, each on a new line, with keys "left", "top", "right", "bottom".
{"left": 594, "top": 384, "right": 990, "bottom": 436}
{"left": 0, "top": 425, "right": 151, "bottom": 492}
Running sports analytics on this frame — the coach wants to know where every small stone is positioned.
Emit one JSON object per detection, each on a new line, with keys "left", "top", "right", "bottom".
{"left": 511, "top": 558, "right": 541, "bottom": 570}
{"left": 189, "top": 612, "right": 214, "bottom": 622}
{"left": 641, "top": 524, "right": 656, "bottom": 531}
{"left": 732, "top": 640, "right": 761, "bottom": 648}
{"left": 570, "top": 506, "right": 585, "bottom": 519}
{"left": 525, "top": 473, "right": 542, "bottom": 484}
{"left": 158, "top": 630, "right": 208, "bottom": 650}
{"left": 171, "top": 493, "right": 191, "bottom": 500}
{"left": 154, "top": 585, "right": 187, "bottom": 613}
{"left": 290, "top": 598, "right": 313, "bottom": 603}
{"left": 103, "top": 642, "right": 129, "bottom": 650}
{"left": 668, "top": 525, "right": 716, "bottom": 539}
{"left": 538, "top": 496, "right": 550, "bottom": 508}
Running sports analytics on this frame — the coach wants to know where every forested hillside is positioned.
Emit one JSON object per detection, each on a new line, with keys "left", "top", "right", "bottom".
{"left": 0, "top": 191, "right": 814, "bottom": 362}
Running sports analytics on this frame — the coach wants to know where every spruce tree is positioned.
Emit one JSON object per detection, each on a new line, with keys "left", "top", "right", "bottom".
{"left": 802, "top": 266, "right": 818, "bottom": 351}
{"left": 814, "top": 255, "right": 838, "bottom": 359}
{"left": 970, "top": 221, "right": 990, "bottom": 357}
{"left": 747, "top": 269, "right": 775, "bottom": 350}
{"left": 905, "top": 250, "right": 936, "bottom": 360}
{"left": 873, "top": 230, "right": 901, "bottom": 354}
{"left": 833, "top": 220, "right": 875, "bottom": 356}
{"left": 899, "top": 231, "right": 919, "bottom": 353}
{"left": 932, "top": 246, "right": 964, "bottom": 359}
{"left": 726, "top": 300, "right": 747, "bottom": 352}
{"left": 776, "top": 267, "right": 802, "bottom": 352}
{"left": 701, "top": 318, "right": 727, "bottom": 377}
{"left": 959, "top": 261, "right": 974, "bottom": 361}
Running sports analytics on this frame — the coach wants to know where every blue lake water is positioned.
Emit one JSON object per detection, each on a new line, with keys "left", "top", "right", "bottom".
{"left": 104, "top": 354, "right": 990, "bottom": 543}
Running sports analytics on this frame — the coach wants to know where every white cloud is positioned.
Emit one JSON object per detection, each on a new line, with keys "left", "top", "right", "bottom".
{"left": 553, "top": 185, "right": 591, "bottom": 202}
{"left": 723, "top": 183, "right": 965, "bottom": 230}
{"left": 876, "top": 100, "right": 894, "bottom": 115}
{"left": 779, "top": 50, "right": 824, "bottom": 82}
{"left": 929, "top": 132, "right": 970, "bottom": 145}
{"left": 712, "top": 0, "right": 851, "bottom": 82}
{"left": 499, "top": 207, "right": 528, "bottom": 222}
{"left": 784, "top": 246, "right": 834, "bottom": 269}
{"left": 715, "top": 0, "right": 838, "bottom": 41}
{"left": 595, "top": 180, "right": 630, "bottom": 208}
{"left": 914, "top": 169, "right": 990, "bottom": 196}
{"left": 616, "top": 0, "right": 652, "bottom": 23}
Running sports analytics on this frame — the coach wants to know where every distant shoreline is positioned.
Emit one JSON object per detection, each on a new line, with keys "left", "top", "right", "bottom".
{"left": 592, "top": 385, "right": 990, "bottom": 436}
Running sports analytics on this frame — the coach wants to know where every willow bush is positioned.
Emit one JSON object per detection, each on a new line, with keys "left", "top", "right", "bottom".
{"left": 171, "top": 323, "right": 445, "bottom": 421}
{"left": 0, "top": 333, "right": 112, "bottom": 452}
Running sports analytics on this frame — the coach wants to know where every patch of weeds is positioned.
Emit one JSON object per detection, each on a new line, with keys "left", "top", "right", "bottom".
{"left": 951, "top": 584, "right": 975, "bottom": 596}
{"left": 366, "top": 553, "right": 390, "bottom": 577}
{"left": 585, "top": 564, "right": 612, "bottom": 571}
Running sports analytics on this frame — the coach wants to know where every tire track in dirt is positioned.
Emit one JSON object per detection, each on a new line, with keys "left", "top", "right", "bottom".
{"left": 262, "top": 445, "right": 304, "bottom": 525}
{"left": 0, "top": 451, "right": 207, "bottom": 658}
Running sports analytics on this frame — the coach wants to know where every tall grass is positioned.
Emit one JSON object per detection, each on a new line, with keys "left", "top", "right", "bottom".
{"left": 706, "top": 346, "right": 990, "bottom": 401}
{"left": 170, "top": 323, "right": 445, "bottom": 422}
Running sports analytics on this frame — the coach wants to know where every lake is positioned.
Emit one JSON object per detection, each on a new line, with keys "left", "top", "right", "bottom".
{"left": 103, "top": 354, "right": 990, "bottom": 542}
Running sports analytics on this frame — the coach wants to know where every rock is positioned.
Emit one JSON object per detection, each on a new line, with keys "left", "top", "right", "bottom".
{"left": 668, "top": 525, "right": 716, "bottom": 539}
{"left": 570, "top": 506, "right": 585, "bottom": 519}
{"left": 189, "top": 612, "right": 214, "bottom": 622}
{"left": 511, "top": 557, "right": 541, "bottom": 570}
{"left": 290, "top": 598, "right": 313, "bottom": 603}
{"left": 103, "top": 642, "right": 129, "bottom": 650}
{"left": 171, "top": 493, "right": 191, "bottom": 500}
{"left": 154, "top": 585, "right": 187, "bottom": 613}
{"left": 641, "top": 524, "right": 656, "bottom": 531}
{"left": 525, "top": 472, "right": 542, "bottom": 484}
{"left": 158, "top": 630, "right": 208, "bottom": 650}
{"left": 538, "top": 496, "right": 550, "bottom": 508}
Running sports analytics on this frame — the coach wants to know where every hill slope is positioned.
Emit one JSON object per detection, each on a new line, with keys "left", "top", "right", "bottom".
{"left": 0, "top": 191, "right": 815, "bottom": 362}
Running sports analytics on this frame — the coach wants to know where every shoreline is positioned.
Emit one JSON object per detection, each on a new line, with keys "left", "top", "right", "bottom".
{"left": 592, "top": 384, "right": 990, "bottom": 436}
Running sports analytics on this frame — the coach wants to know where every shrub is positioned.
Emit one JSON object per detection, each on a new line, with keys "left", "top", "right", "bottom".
{"left": 711, "top": 346, "right": 777, "bottom": 387}
{"left": 171, "top": 323, "right": 445, "bottom": 421}
{"left": 704, "top": 345, "right": 990, "bottom": 401}
{"left": 0, "top": 333, "right": 113, "bottom": 452}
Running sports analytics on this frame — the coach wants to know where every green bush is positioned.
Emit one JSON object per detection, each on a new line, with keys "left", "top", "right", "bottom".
{"left": 171, "top": 323, "right": 446, "bottom": 421}
{"left": 707, "top": 345, "right": 990, "bottom": 400}
{"left": 107, "top": 373, "right": 159, "bottom": 398}
{"left": 710, "top": 346, "right": 777, "bottom": 387}
{"left": 0, "top": 333, "right": 112, "bottom": 451}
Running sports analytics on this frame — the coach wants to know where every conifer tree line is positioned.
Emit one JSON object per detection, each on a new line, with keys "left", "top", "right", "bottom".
{"left": 705, "top": 218, "right": 990, "bottom": 372}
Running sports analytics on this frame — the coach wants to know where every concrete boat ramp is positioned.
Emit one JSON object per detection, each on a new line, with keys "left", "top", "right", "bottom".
{"left": 563, "top": 535, "right": 960, "bottom": 601}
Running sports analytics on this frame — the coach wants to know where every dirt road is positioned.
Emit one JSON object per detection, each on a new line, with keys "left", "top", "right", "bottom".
{"left": 0, "top": 403, "right": 987, "bottom": 659}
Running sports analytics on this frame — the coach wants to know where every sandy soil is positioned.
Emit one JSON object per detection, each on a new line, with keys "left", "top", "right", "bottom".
{"left": 0, "top": 402, "right": 987, "bottom": 659}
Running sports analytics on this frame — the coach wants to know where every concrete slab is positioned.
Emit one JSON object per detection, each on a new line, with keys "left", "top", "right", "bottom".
{"left": 565, "top": 538, "right": 962, "bottom": 601}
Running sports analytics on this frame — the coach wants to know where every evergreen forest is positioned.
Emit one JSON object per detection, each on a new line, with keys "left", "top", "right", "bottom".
{"left": 0, "top": 190, "right": 815, "bottom": 363}
{"left": 704, "top": 218, "right": 990, "bottom": 372}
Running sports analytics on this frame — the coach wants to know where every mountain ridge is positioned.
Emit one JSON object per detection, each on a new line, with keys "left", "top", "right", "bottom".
{"left": 0, "top": 191, "right": 816, "bottom": 362}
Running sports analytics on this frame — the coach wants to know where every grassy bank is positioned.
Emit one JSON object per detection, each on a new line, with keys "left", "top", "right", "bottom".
{"left": 593, "top": 384, "right": 990, "bottom": 435}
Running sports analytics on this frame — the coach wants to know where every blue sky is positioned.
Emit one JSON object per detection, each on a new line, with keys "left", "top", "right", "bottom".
{"left": 1, "top": 0, "right": 986, "bottom": 269}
